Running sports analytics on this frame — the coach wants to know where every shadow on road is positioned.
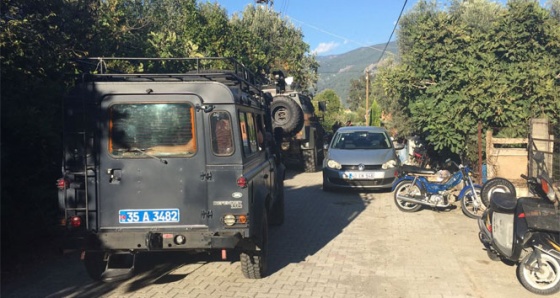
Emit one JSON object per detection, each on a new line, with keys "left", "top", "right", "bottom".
{"left": 266, "top": 169, "right": 385, "bottom": 275}
{"left": 1, "top": 169, "right": 386, "bottom": 297}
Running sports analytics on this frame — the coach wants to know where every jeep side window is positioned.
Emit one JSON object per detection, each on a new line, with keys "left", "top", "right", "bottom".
{"left": 210, "top": 111, "right": 233, "bottom": 156}
{"left": 255, "top": 114, "right": 265, "bottom": 148}
{"left": 239, "top": 111, "right": 261, "bottom": 156}
{"left": 109, "top": 103, "right": 196, "bottom": 157}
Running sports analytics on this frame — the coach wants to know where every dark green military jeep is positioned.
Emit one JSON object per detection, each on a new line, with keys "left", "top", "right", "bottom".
{"left": 57, "top": 58, "right": 285, "bottom": 281}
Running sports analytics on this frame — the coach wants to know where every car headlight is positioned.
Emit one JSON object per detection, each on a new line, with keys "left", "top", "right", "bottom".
{"left": 382, "top": 159, "right": 397, "bottom": 169}
{"left": 327, "top": 159, "right": 342, "bottom": 169}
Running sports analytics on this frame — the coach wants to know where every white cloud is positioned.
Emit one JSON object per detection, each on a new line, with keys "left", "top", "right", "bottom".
{"left": 312, "top": 42, "right": 339, "bottom": 55}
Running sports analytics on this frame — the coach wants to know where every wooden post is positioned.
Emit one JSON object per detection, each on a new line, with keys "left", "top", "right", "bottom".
{"left": 486, "top": 130, "right": 493, "bottom": 180}
{"left": 478, "top": 122, "right": 482, "bottom": 184}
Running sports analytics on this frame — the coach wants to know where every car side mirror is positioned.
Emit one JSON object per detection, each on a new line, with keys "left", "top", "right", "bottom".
{"left": 394, "top": 143, "right": 405, "bottom": 150}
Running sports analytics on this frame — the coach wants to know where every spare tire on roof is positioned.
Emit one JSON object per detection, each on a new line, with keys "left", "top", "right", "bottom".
{"left": 271, "top": 96, "right": 304, "bottom": 135}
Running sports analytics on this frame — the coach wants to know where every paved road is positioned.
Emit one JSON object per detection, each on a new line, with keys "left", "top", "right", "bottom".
{"left": 1, "top": 171, "right": 543, "bottom": 298}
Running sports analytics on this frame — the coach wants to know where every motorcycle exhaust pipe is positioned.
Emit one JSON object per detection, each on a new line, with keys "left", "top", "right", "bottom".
{"left": 395, "top": 195, "right": 450, "bottom": 208}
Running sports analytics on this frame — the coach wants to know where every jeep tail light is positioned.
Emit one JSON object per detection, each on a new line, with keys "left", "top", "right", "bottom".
{"left": 237, "top": 176, "right": 247, "bottom": 188}
{"left": 69, "top": 216, "right": 82, "bottom": 228}
{"left": 237, "top": 214, "right": 247, "bottom": 224}
{"left": 223, "top": 214, "right": 236, "bottom": 226}
{"left": 57, "top": 178, "right": 69, "bottom": 190}
{"left": 222, "top": 214, "right": 248, "bottom": 226}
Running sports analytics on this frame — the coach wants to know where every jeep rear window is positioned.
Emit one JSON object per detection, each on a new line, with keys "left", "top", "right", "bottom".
{"left": 109, "top": 103, "right": 196, "bottom": 157}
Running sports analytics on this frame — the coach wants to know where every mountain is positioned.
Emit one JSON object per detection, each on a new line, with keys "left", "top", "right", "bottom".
{"left": 316, "top": 41, "right": 398, "bottom": 106}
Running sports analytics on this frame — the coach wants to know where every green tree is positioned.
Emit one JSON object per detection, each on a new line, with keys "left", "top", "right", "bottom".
{"left": 1, "top": 0, "right": 99, "bottom": 266}
{"left": 347, "top": 75, "right": 367, "bottom": 111}
{"left": 230, "top": 5, "right": 318, "bottom": 89}
{"left": 380, "top": 0, "right": 559, "bottom": 162}
{"left": 369, "top": 99, "right": 382, "bottom": 127}
{"left": 313, "top": 89, "right": 344, "bottom": 132}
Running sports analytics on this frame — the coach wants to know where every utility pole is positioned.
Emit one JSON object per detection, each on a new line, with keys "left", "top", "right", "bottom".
{"left": 365, "top": 72, "right": 369, "bottom": 126}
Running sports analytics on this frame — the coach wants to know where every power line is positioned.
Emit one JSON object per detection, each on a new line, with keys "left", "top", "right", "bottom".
{"left": 288, "top": 16, "right": 386, "bottom": 53}
{"left": 375, "top": 0, "right": 408, "bottom": 65}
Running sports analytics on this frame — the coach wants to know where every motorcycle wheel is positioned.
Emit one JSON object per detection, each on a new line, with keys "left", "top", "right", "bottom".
{"left": 393, "top": 180, "right": 423, "bottom": 212}
{"left": 517, "top": 252, "right": 560, "bottom": 295}
{"left": 461, "top": 185, "right": 485, "bottom": 219}
{"left": 480, "top": 178, "right": 516, "bottom": 207}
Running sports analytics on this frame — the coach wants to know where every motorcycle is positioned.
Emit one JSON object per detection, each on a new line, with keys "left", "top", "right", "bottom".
{"left": 478, "top": 153, "right": 560, "bottom": 295}
{"left": 393, "top": 159, "right": 485, "bottom": 219}
{"left": 409, "top": 146, "right": 430, "bottom": 168}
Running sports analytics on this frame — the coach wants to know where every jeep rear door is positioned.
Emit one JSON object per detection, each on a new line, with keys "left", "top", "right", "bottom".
{"left": 98, "top": 94, "right": 208, "bottom": 229}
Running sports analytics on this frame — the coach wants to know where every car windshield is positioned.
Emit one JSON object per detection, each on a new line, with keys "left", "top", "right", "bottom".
{"left": 331, "top": 131, "right": 391, "bottom": 150}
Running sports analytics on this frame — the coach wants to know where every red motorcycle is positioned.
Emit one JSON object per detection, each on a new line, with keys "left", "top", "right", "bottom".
{"left": 410, "top": 146, "right": 430, "bottom": 168}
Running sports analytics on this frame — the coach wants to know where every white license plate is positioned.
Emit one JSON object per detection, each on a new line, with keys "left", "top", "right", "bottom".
{"left": 119, "top": 209, "right": 180, "bottom": 224}
{"left": 343, "top": 172, "right": 375, "bottom": 179}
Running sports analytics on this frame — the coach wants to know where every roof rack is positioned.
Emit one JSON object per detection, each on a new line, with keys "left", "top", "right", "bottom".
{"left": 74, "top": 57, "right": 264, "bottom": 95}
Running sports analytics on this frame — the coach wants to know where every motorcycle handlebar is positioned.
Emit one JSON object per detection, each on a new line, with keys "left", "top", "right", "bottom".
{"left": 445, "top": 158, "right": 462, "bottom": 169}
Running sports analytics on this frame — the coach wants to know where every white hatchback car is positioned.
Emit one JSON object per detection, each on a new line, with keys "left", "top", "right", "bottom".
{"left": 322, "top": 126, "right": 403, "bottom": 191}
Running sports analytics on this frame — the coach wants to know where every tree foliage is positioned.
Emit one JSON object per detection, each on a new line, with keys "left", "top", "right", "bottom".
{"left": 313, "top": 89, "right": 345, "bottom": 133}
{"left": 230, "top": 6, "right": 318, "bottom": 89}
{"left": 373, "top": 0, "right": 559, "bottom": 163}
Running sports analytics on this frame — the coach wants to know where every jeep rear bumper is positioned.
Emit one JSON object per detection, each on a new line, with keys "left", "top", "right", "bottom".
{"left": 74, "top": 228, "right": 254, "bottom": 252}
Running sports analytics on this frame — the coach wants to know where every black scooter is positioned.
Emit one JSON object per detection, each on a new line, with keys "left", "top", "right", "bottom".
{"left": 478, "top": 160, "right": 560, "bottom": 295}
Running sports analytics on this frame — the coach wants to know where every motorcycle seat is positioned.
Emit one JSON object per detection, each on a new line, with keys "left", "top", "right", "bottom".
{"left": 400, "top": 164, "right": 436, "bottom": 175}
{"left": 490, "top": 192, "right": 517, "bottom": 213}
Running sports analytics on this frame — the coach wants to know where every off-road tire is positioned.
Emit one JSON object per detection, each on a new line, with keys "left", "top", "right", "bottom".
{"left": 84, "top": 251, "right": 107, "bottom": 281}
{"left": 269, "top": 188, "right": 285, "bottom": 226}
{"left": 240, "top": 213, "right": 268, "bottom": 279}
{"left": 271, "top": 96, "right": 303, "bottom": 135}
{"left": 394, "top": 180, "right": 424, "bottom": 212}
{"left": 303, "top": 148, "right": 317, "bottom": 172}
{"left": 481, "top": 177, "right": 516, "bottom": 207}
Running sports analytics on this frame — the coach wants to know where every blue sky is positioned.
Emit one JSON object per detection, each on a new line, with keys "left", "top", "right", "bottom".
{"left": 207, "top": 0, "right": 550, "bottom": 56}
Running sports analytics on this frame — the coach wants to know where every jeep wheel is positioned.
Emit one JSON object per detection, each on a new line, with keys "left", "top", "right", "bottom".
{"left": 83, "top": 251, "right": 107, "bottom": 281}
{"left": 240, "top": 213, "right": 268, "bottom": 279}
{"left": 303, "top": 148, "right": 317, "bottom": 172}
{"left": 269, "top": 182, "right": 285, "bottom": 226}
{"left": 271, "top": 96, "right": 303, "bottom": 135}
